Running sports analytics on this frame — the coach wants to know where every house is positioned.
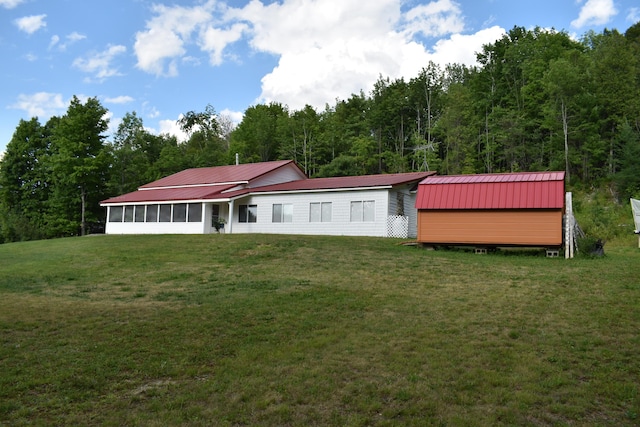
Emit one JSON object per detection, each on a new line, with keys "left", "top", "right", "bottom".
{"left": 415, "top": 171, "right": 566, "bottom": 247}
{"left": 101, "top": 160, "right": 435, "bottom": 238}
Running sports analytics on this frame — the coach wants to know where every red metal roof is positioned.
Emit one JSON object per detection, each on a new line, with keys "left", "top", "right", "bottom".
{"left": 140, "top": 160, "right": 299, "bottom": 189}
{"left": 102, "top": 169, "right": 436, "bottom": 205}
{"left": 222, "top": 171, "right": 436, "bottom": 198}
{"left": 416, "top": 171, "right": 565, "bottom": 210}
{"left": 101, "top": 184, "right": 237, "bottom": 204}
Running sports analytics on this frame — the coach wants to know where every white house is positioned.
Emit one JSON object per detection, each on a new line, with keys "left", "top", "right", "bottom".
{"left": 100, "top": 160, "right": 435, "bottom": 238}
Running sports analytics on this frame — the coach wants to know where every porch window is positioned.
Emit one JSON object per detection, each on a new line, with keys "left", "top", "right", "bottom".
{"left": 109, "top": 206, "right": 123, "bottom": 222}
{"left": 159, "top": 204, "right": 172, "bottom": 222}
{"left": 272, "top": 204, "right": 293, "bottom": 223}
{"left": 188, "top": 203, "right": 202, "bottom": 222}
{"left": 124, "top": 205, "right": 134, "bottom": 222}
{"left": 134, "top": 205, "right": 145, "bottom": 222}
{"left": 173, "top": 203, "right": 187, "bottom": 222}
{"left": 239, "top": 204, "right": 257, "bottom": 223}
{"left": 146, "top": 204, "right": 158, "bottom": 222}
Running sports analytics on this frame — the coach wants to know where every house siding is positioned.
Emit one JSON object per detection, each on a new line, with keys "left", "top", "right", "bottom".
{"left": 247, "top": 166, "right": 306, "bottom": 188}
{"left": 230, "top": 189, "right": 392, "bottom": 237}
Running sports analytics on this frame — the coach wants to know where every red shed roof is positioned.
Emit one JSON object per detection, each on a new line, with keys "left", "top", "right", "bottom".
{"left": 416, "top": 171, "right": 565, "bottom": 210}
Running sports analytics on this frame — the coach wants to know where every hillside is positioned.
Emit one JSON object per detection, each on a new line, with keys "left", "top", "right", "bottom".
{"left": 1, "top": 234, "right": 639, "bottom": 425}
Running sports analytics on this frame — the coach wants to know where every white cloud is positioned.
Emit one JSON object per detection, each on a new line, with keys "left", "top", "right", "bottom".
{"left": 158, "top": 117, "right": 189, "bottom": 142}
{"left": 9, "top": 92, "right": 66, "bottom": 118}
{"left": 49, "top": 32, "right": 86, "bottom": 51}
{"left": 628, "top": 7, "right": 640, "bottom": 23}
{"left": 104, "top": 96, "right": 135, "bottom": 104}
{"left": 402, "top": 0, "right": 465, "bottom": 38}
{"left": 72, "top": 45, "right": 127, "bottom": 81}
{"left": 199, "top": 22, "right": 247, "bottom": 65}
{"left": 571, "top": 0, "right": 617, "bottom": 28}
{"left": 131, "top": 0, "right": 505, "bottom": 113}
{"left": 427, "top": 26, "right": 505, "bottom": 68}
{"left": 49, "top": 35, "right": 60, "bottom": 50}
{"left": 143, "top": 102, "right": 160, "bottom": 119}
{"left": 134, "top": 2, "right": 215, "bottom": 76}
{"left": 220, "top": 108, "right": 243, "bottom": 124}
{"left": 0, "top": 0, "right": 25, "bottom": 9}
{"left": 14, "top": 14, "right": 47, "bottom": 34}
{"left": 67, "top": 32, "right": 86, "bottom": 43}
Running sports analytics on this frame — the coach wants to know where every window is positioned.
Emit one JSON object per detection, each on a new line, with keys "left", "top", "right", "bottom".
{"left": 239, "top": 204, "right": 257, "bottom": 223}
{"left": 159, "top": 204, "right": 172, "bottom": 222}
{"left": 350, "top": 201, "right": 375, "bottom": 222}
{"left": 188, "top": 203, "right": 202, "bottom": 222}
{"left": 146, "top": 204, "right": 158, "bottom": 222}
{"left": 124, "top": 205, "right": 134, "bottom": 222}
{"left": 173, "top": 203, "right": 187, "bottom": 222}
{"left": 272, "top": 204, "right": 293, "bottom": 223}
{"left": 134, "top": 206, "right": 145, "bottom": 222}
{"left": 310, "top": 202, "right": 331, "bottom": 222}
{"left": 109, "top": 206, "right": 123, "bottom": 222}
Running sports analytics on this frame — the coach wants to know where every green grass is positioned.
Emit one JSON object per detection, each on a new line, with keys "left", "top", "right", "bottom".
{"left": 0, "top": 234, "right": 639, "bottom": 426}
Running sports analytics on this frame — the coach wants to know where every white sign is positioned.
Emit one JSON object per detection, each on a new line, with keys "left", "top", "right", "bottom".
{"left": 632, "top": 198, "right": 640, "bottom": 234}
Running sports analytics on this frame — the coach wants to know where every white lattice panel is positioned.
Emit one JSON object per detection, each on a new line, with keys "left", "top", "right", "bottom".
{"left": 387, "top": 215, "right": 408, "bottom": 238}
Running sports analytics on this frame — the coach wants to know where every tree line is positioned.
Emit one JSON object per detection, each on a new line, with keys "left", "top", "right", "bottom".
{"left": 1, "top": 24, "right": 639, "bottom": 243}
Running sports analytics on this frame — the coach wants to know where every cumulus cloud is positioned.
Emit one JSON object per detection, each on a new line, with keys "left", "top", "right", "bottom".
{"left": 402, "top": 0, "right": 465, "bottom": 37}
{"left": 133, "top": 0, "right": 505, "bottom": 112}
{"left": 628, "top": 7, "right": 640, "bottom": 23}
{"left": 0, "top": 0, "right": 25, "bottom": 9}
{"left": 134, "top": 2, "right": 216, "bottom": 76}
{"left": 199, "top": 22, "right": 247, "bottom": 65}
{"left": 14, "top": 14, "right": 47, "bottom": 34}
{"left": 158, "top": 117, "right": 189, "bottom": 142}
{"left": 571, "top": 0, "right": 617, "bottom": 28}
{"left": 72, "top": 44, "right": 127, "bottom": 81}
{"left": 9, "top": 92, "right": 66, "bottom": 118}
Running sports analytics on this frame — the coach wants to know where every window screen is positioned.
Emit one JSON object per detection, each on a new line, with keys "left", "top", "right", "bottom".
{"left": 159, "top": 204, "right": 172, "bottom": 222}
{"left": 134, "top": 205, "right": 145, "bottom": 222}
{"left": 173, "top": 204, "right": 187, "bottom": 222}
{"left": 188, "top": 203, "right": 202, "bottom": 222}
{"left": 146, "top": 204, "right": 158, "bottom": 222}
{"left": 124, "top": 205, "right": 134, "bottom": 222}
{"left": 109, "top": 206, "right": 123, "bottom": 222}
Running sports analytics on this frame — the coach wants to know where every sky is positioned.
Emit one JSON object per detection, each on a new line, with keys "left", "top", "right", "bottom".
{"left": 1, "top": 0, "right": 639, "bottom": 156}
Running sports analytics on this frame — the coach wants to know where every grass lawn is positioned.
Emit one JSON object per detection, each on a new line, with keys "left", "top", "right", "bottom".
{"left": 0, "top": 234, "right": 639, "bottom": 426}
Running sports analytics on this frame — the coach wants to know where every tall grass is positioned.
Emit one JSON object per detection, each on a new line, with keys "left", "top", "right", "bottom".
{"left": 1, "top": 234, "right": 639, "bottom": 426}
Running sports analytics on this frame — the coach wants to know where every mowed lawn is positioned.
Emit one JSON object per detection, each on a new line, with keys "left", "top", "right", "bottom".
{"left": 0, "top": 234, "right": 638, "bottom": 426}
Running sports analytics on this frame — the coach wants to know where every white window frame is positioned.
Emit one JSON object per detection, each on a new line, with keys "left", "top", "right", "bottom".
{"left": 310, "top": 202, "right": 332, "bottom": 222}
{"left": 350, "top": 200, "right": 375, "bottom": 222}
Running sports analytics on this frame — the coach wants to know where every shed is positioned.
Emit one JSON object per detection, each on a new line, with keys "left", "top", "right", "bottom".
{"left": 415, "top": 171, "right": 566, "bottom": 247}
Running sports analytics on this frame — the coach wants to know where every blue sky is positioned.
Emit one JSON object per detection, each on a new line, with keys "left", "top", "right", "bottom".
{"left": 1, "top": 0, "right": 638, "bottom": 155}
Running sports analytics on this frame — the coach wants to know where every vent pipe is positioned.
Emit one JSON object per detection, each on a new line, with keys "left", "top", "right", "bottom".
{"left": 235, "top": 153, "right": 239, "bottom": 165}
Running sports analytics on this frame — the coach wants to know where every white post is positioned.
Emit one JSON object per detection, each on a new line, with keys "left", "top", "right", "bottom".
{"left": 565, "top": 192, "right": 574, "bottom": 259}
{"left": 227, "top": 199, "right": 234, "bottom": 234}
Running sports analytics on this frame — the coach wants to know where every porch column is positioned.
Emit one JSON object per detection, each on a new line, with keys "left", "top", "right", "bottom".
{"left": 227, "top": 199, "right": 234, "bottom": 234}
